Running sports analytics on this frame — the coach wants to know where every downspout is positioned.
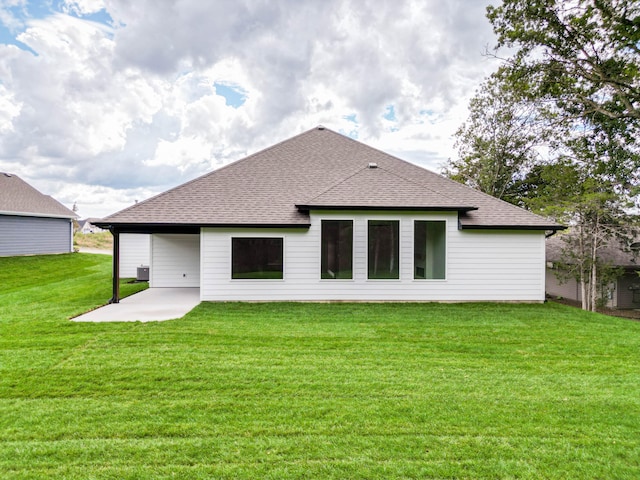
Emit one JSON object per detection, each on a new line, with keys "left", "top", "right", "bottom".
{"left": 70, "top": 219, "right": 74, "bottom": 252}
{"left": 108, "top": 226, "right": 120, "bottom": 304}
{"left": 545, "top": 229, "right": 558, "bottom": 239}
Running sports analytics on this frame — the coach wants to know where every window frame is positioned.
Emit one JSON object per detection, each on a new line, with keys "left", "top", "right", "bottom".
{"left": 230, "top": 236, "right": 285, "bottom": 280}
{"left": 320, "top": 219, "right": 354, "bottom": 281}
{"left": 367, "top": 219, "right": 401, "bottom": 280}
{"left": 413, "top": 219, "right": 447, "bottom": 281}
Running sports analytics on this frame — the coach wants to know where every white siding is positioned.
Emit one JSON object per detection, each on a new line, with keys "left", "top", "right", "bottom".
{"left": 201, "top": 211, "right": 546, "bottom": 302}
{"left": 120, "top": 234, "right": 151, "bottom": 278}
{"left": 150, "top": 234, "right": 200, "bottom": 288}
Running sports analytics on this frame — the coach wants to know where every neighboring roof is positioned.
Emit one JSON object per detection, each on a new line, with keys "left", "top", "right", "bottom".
{"left": 78, "top": 218, "right": 103, "bottom": 229}
{"left": 0, "top": 173, "right": 76, "bottom": 219}
{"left": 547, "top": 234, "right": 640, "bottom": 268}
{"left": 98, "top": 126, "right": 563, "bottom": 230}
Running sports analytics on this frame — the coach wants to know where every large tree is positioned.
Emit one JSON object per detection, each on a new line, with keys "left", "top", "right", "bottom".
{"left": 445, "top": 70, "right": 547, "bottom": 206}
{"left": 487, "top": 0, "right": 640, "bottom": 188}
{"left": 446, "top": 0, "right": 640, "bottom": 310}
{"left": 487, "top": 0, "right": 640, "bottom": 125}
{"left": 523, "top": 153, "right": 636, "bottom": 311}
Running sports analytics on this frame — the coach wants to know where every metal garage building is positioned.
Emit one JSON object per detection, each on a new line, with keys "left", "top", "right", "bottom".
{"left": 0, "top": 173, "right": 76, "bottom": 256}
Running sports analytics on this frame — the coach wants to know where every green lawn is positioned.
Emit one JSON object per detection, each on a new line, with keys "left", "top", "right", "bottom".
{"left": 1, "top": 254, "right": 639, "bottom": 479}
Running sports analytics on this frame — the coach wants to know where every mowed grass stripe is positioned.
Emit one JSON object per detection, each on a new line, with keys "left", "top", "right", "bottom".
{"left": 0, "top": 254, "right": 639, "bottom": 479}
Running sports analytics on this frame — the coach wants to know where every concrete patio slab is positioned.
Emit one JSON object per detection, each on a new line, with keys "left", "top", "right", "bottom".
{"left": 72, "top": 288, "right": 200, "bottom": 322}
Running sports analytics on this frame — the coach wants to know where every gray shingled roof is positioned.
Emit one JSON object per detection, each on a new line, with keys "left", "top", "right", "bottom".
{"left": 297, "top": 165, "right": 477, "bottom": 211}
{"left": 0, "top": 173, "right": 76, "bottom": 219}
{"left": 547, "top": 234, "right": 640, "bottom": 268}
{"left": 99, "top": 127, "right": 563, "bottom": 230}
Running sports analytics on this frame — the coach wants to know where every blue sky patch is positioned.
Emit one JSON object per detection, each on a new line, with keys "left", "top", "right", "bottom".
{"left": 343, "top": 113, "right": 357, "bottom": 123}
{"left": 383, "top": 105, "right": 396, "bottom": 122}
{"left": 77, "top": 8, "right": 114, "bottom": 25}
{"left": 214, "top": 82, "right": 247, "bottom": 108}
{"left": 0, "top": 0, "right": 113, "bottom": 52}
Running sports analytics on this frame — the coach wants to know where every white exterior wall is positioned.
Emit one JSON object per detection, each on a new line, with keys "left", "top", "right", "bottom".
{"left": 150, "top": 234, "right": 200, "bottom": 288}
{"left": 120, "top": 234, "right": 151, "bottom": 278}
{"left": 200, "top": 211, "right": 546, "bottom": 302}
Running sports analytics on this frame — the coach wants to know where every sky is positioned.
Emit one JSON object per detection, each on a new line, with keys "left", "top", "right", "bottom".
{"left": 0, "top": 0, "right": 501, "bottom": 219}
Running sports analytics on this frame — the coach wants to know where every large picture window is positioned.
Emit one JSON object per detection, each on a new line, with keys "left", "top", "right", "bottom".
{"left": 414, "top": 221, "right": 446, "bottom": 279}
{"left": 368, "top": 220, "right": 399, "bottom": 279}
{"left": 321, "top": 220, "right": 353, "bottom": 279}
{"left": 232, "top": 238, "right": 283, "bottom": 279}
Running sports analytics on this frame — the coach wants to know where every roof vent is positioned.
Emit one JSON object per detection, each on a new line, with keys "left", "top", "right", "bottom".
{"left": 3, "top": 173, "right": 12, "bottom": 177}
{"left": 317, "top": 125, "right": 325, "bottom": 130}
{"left": 368, "top": 162, "right": 378, "bottom": 169}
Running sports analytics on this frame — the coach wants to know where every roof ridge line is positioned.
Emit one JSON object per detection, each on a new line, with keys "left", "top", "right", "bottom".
{"left": 299, "top": 127, "right": 477, "bottom": 207}
{"left": 376, "top": 165, "right": 474, "bottom": 207}
{"left": 318, "top": 128, "right": 486, "bottom": 207}
{"left": 321, "top": 131, "right": 560, "bottom": 224}
{"left": 299, "top": 165, "right": 368, "bottom": 204}
{"left": 103, "top": 127, "right": 324, "bottom": 221}
{"left": 405, "top": 161, "right": 555, "bottom": 222}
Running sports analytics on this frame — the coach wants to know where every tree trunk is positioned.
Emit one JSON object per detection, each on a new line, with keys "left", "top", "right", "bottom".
{"left": 578, "top": 224, "right": 589, "bottom": 311}
{"left": 590, "top": 231, "right": 598, "bottom": 312}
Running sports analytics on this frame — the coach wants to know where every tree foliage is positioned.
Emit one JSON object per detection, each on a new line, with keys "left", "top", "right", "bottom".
{"left": 523, "top": 158, "right": 635, "bottom": 310}
{"left": 488, "top": 0, "right": 640, "bottom": 126}
{"left": 446, "top": 0, "right": 640, "bottom": 310}
{"left": 445, "top": 70, "right": 545, "bottom": 206}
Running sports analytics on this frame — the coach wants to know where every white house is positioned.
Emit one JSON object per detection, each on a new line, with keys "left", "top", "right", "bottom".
{"left": 0, "top": 173, "right": 76, "bottom": 256}
{"left": 78, "top": 218, "right": 105, "bottom": 234}
{"left": 95, "top": 127, "right": 563, "bottom": 303}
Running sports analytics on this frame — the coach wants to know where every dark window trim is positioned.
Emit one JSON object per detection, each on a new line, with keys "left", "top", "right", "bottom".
{"left": 320, "top": 219, "right": 354, "bottom": 280}
{"left": 367, "top": 219, "right": 400, "bottom": 280}
{"left": 414, "top": 220, "right": 447, "bottom": 280}
{"left": 231, "top": 236, "right": 285, "bottom": 280}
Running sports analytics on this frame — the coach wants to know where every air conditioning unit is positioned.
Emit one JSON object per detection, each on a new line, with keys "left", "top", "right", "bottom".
{"left": 136, "top": 266, "right": 149, "bottom": 282}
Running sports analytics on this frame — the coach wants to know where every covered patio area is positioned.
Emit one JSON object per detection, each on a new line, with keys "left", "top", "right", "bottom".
{"left": 73, "top": 288, "right": 200, "bottom": 322}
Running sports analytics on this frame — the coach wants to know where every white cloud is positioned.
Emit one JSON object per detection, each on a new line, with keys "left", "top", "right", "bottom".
{"left": 0, "top": 0, "right": 500, "bottom": 218}
{"left": 0, "top": 83, "right": 21, "bottom": 134}
{"left": 0, "top": 0, "right": 28, "bottom": 33}
{"left": 62, "top": 0, "right": 105, "bottom": 17}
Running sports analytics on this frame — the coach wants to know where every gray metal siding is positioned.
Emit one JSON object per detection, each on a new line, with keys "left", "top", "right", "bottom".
{"left": 0, "top": 214, "right": 72, "bottom": 256}
{"left": 546, "top": 268, "right": 581, "bottom": 302}
{"left": 617, "top": 271, "right": 640, "bottom": 309}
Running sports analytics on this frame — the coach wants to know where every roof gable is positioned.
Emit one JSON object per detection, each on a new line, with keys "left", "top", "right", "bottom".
{"left": 297, "top": 165, "right": 476, "bottom": 211}
{"left": 100, "top": 127, "right": 563, "bottom": 231}
{"left": 0, "top": 173, "right": 76, "bottom": 219}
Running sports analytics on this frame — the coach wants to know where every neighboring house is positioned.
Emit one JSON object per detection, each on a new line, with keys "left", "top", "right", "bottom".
{"left": 546, "top": 235, "right": 640, "bottom": 309}
{"left": 78, "top": 218, "right": 105, "bottom": 234}
{"left": 95, "top": 127, "right": 563, "bottom": 303}
{"left": 0, "top": 172, "right": 76, "bottom": 256}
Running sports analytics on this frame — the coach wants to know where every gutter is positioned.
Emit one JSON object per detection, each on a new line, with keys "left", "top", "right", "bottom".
{"left": 0, "top": 210, "right": 77, "bottom": 219}
{"left": 460, "top": 224, "right": 567, "bottom": 232}
{"left": 296, "top": 204, "right": 478, "bottom": 212}
{"left": 92, "top": 222, "right": 312, "bottom": 233}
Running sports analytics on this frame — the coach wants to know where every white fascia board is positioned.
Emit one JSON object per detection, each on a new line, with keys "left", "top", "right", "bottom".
{"left": 0, "top": 210, "right": 77, "bottom": 220}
